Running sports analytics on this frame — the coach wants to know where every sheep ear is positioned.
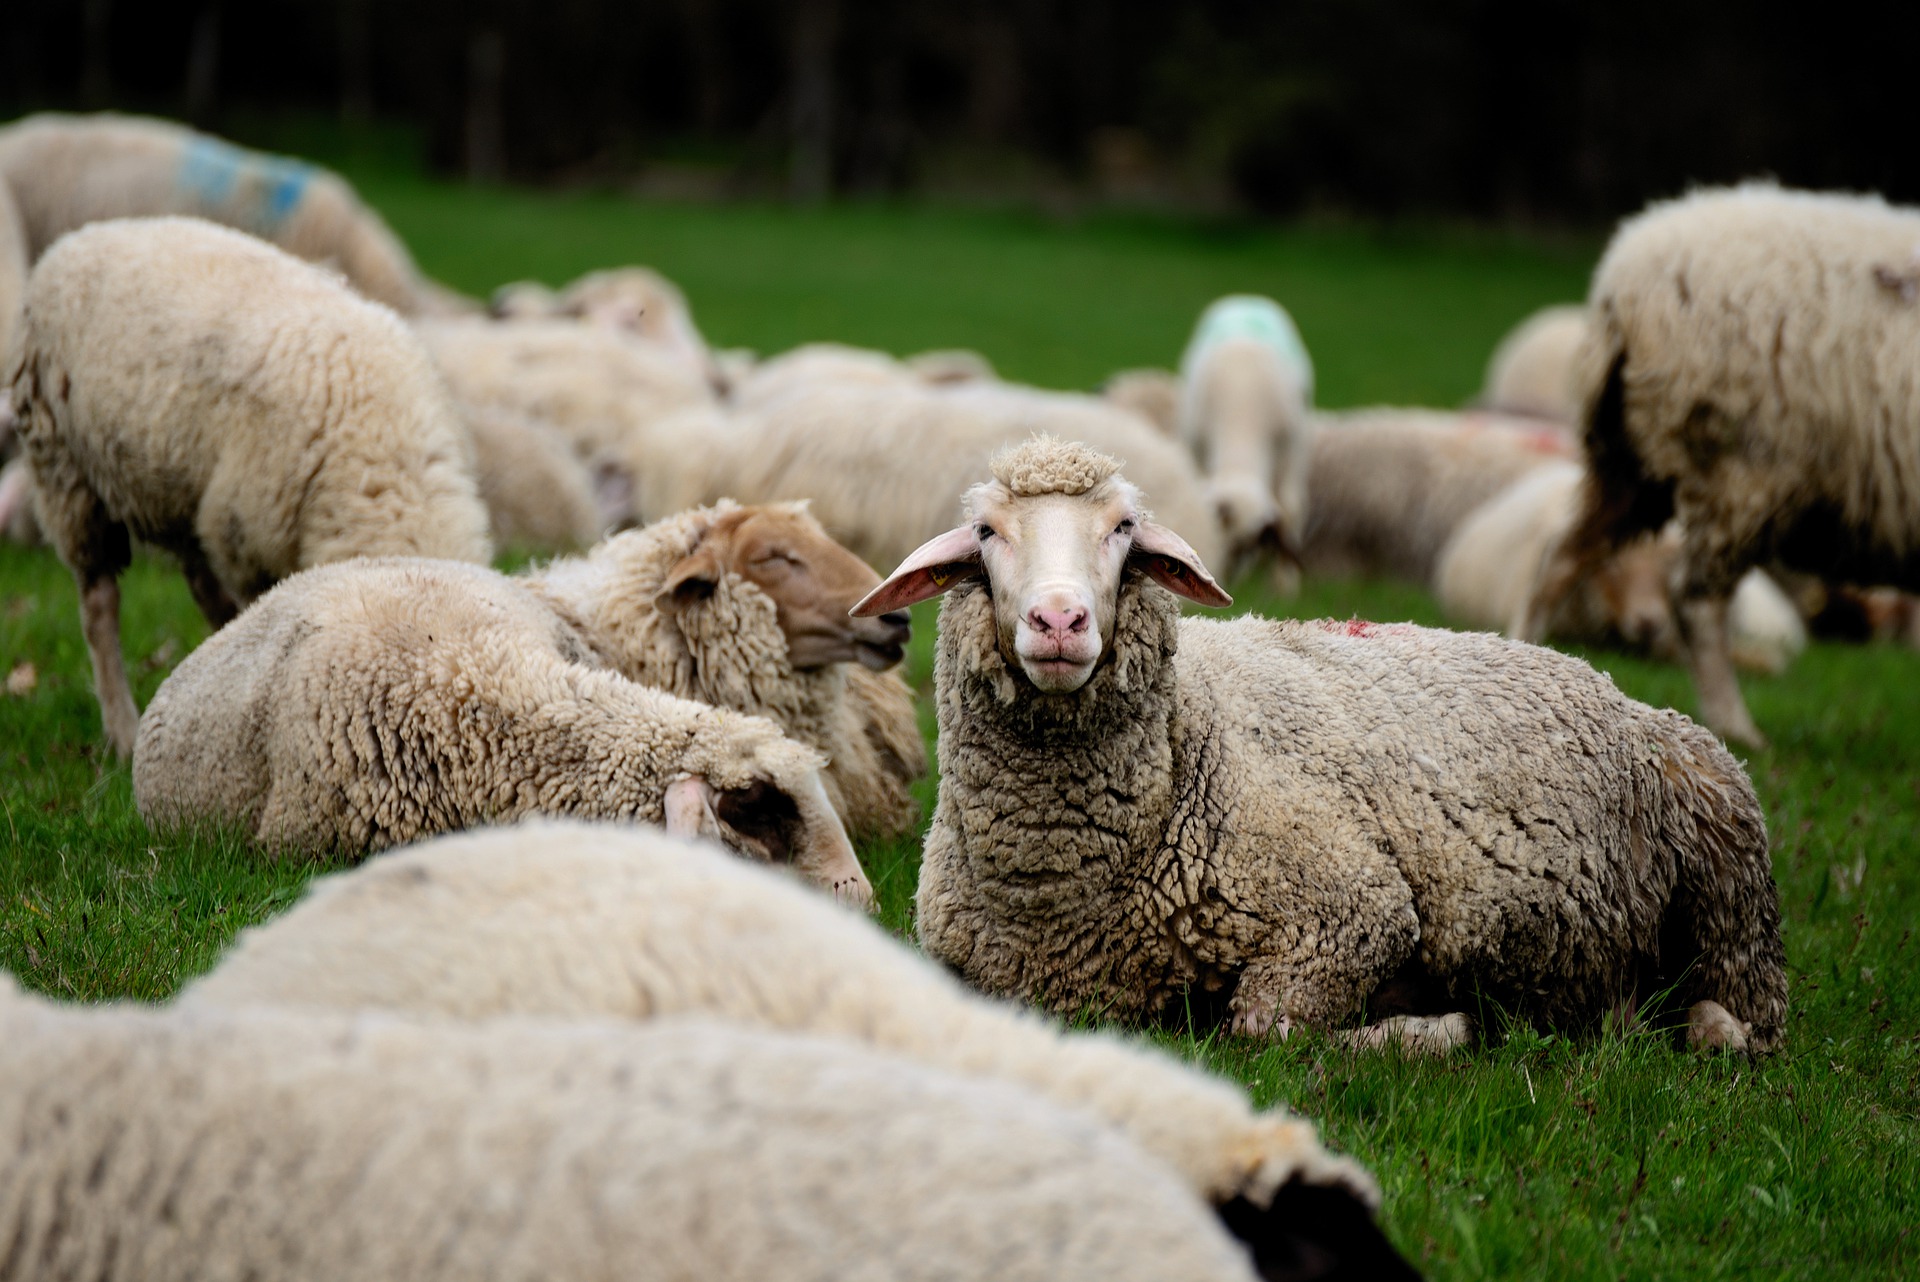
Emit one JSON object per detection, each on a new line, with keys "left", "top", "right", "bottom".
{"left": 656, "top": 541, "right": 726, "bottom": 613}
{"left": 851, "top": 525, "right": 981, "bottom": 616}
{"left": 1129, "top": 520, "right": 1233, "bottom": 608}
{"left": 663, "top": 776, "right": 719, "bottom": 838}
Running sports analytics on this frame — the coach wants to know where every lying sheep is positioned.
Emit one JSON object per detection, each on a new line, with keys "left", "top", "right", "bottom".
{"left": 491, "top": 265, "right": 722, "bottom": 390}
{"left": 1481, "top": 304, "right": 1587, "bottom": 422}
{"left": 858, "top": 436, "right": 1787, "bottom": 1054}
{"left": 1102, "top": 367, "right": 1182, "bottom": 435}
{"left": 133, "top": 556, "right": 872, "bottom": 906}
{"left": 1435, "top": 460, "right": 1808, "bottom": 674}
{"left": 0, "top": 112, "right": 457, "bottom": 316}
{"left": 1177, "top": 296, "right": 1317, "bottom": 582}
{"left": 416, "top": 316, "right": 714, "bottom": 521}
{"left": 3, "top": 976, "right": 1357, "bottom": 1282}
{"left": 460, "top": 401, "right": 608, "bottom": 552}
{"left": 1301, "top": 407, "right": 1575, "bottom": 582}
{"left": 13, "top": 217, "right": 491, "bottom": 756}
{"left": 727, "top": 341, "right": 923, "bottom": 410}
{"left": 631, "top": 380, "right": 1224, "bottom": 575}
{"left": 522, "top": 501, "right": 926, "bottom": 839}
{"left": 185, "top": 820, "right": 1410, "bottom": 1278}
{"left": 1526, "top": 184, "right": 1920, "bottom": 748}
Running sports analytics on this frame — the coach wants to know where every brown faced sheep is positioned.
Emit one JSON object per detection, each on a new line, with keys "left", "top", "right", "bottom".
{"left": 857, "top": 436, "right": 1787, "bottom": 1055}
{"left": 12, "top": 217, "right": 491, "bottom": 756}
{"left": 522, "top": 502, "right": 926, "bottom": 839}
{"left": 133, "top": 556, "right": 871, "bottom": 905}
{"left": 1524, "top": 184, "right": 1920, "bottom": 748}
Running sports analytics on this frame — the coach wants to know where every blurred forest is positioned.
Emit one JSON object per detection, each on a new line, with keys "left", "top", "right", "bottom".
{"left": 4, "top": 0, "right": 1913, "bottom": 223}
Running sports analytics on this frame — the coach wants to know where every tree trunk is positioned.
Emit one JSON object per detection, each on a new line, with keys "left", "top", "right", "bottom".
{"left": 787, "top": 0, "right": 838, "bottom": 203}
{"left": 466, "top": 26, "right": 507, "bottom": 184}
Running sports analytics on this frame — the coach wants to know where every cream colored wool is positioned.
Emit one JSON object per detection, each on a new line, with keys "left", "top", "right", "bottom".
{"left": 0, "top": 977, "right": 1275, "bottom": 1282}
{"left": 1301, "top": 406, "right": 1575, "bottom": 582}
{"left": 131, "top": 557, "right": 867, "bottom": 907}
{"left": 1435, "top": 460, "right": 1806, "bottom": 672}
{"left": 1481, "top": 304, "right": 1588, "bottom": 422}
{"left": 187, "top": 821, "right": 1382, "bottom": 1230}
{"left": 728, "top": 341, "right": 921, "bottom": 410}
{"left": 416, "top": 316, "right": 714, "bottom": 516}
{"left": 521, "top": 503, "right": 925, "bottom": 838}
{"left": 14, "top": 217, "right": 490, "bottom": 755}
{"left": 1178, "top": 298, "right": 1317, "bottom": 571}
{"left": 0, "top": 178, "right": 26, "bottom": 400}
{"left": 459, "top": 401, "right": 606, "bottom": 551}
{"left": 1528, "top": 183, "right": 1920, "bottom": 748}
{"left": 916, "top": 438, "right": 1787, "bottom": 1050}
{"left": 0, "top": 112, "right": 444, "bottom": 315}
{"left": 627, "top": 381, "right": 1223, "bottom": 573}
{"left": 1103, "top": 367, "right": 1182, "bottom": 435}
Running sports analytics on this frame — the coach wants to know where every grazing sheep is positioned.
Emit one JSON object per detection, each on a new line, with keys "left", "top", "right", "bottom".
{"left": 1525, "top": 184, "right": 1920, "bottom": 748}
{"left": 1435, "top": 460, "right": 1808, "bottom": 674}
{"left": 460, "top": 401, "right": 608, "bottom": 552}
{"left": 2, "top": 976, "right": 1366, "bottom": 1282}
{"left": 186, "top": 819, "right": 1403, "bottom": 1274}
{"left": 132, "top": 556, "right": 871, "bottom": 906}
{"left": 1301, "top": 407, "right": 1575, "bottom": 582}
{"left": 630, "top": 380, "right": 1223, "bottom": 575}
{"left": 1103, "top": 367, "right": 1182, "bottom": 435}
{"left": 1178, "top": 296, "right": 1317, "bottom": 581}
{"left": 416, "top": 316, "right": 714, "bottom": 521}
{"left": 857, "top": 436, "right": 1787, "bottom": 1054}
{"left": 522, "top": 501, "right": 926, "bottom": 839}
{"left": 12, "top": 217, "right": 491, "bottom": 756}
{"left": 0, "top": 112, "right": 458, "bottom": 316}
{"left": 1481, "top": 304, "right": 1587, "bottom": 422}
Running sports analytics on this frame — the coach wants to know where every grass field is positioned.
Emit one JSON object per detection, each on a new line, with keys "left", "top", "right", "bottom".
{"left": 2, "top": 168, "right": 1916, "bottom": 1278}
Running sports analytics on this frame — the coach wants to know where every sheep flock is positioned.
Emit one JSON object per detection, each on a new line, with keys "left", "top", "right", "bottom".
{"left": 4, "top": 109, "right": 1918, "bottom": 1280}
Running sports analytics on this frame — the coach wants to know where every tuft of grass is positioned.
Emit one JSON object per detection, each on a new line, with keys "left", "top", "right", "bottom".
{"left": 2, "top": 179, "right": 1916, "bottom": 1278}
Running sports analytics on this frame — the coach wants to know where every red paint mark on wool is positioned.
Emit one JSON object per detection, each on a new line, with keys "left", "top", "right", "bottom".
{"left": 1314, "top": 617, "right": 1417, "bottom": 639}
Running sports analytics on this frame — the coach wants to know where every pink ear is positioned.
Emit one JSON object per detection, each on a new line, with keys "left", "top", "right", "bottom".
{"left": 1129, "top": 520, "right": 1233, "bottom": 608}
{"left": 850, "top": 525, "right": 982, "bottom": 616}
{"left": 663, "top": 776, "right": 717, "bottom": 837}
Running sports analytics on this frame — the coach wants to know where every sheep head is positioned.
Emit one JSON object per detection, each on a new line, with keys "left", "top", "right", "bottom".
{"left": 664, "top": 767, "right": 874, "bottom": 913}
{"left": 658, "top": 502, "right": 911, "bottom": 671}
{"left": 852, "top": 437, "right": 1230, "bottom": 694}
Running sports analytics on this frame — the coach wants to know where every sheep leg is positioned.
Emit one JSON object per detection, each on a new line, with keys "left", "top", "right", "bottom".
{"left": 1685, "top": 1000, "right": 1752, "bottom": 1055}
{"left": 1677, "top": 593, "right": 1764, "bottom": 750}
{"left": 179, "top": 546, "right": 240, "bottom": 628}
{"left": 1340, "top": 1013, "right": 1474, "bottom": 1056}
{"left": 79, "top": 571, "right": 139, "bottom": 757}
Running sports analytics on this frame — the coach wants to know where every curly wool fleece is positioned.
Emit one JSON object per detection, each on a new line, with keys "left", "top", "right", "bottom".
{"left": 919, "top": 440, "right": 1787, "bottom": 1047}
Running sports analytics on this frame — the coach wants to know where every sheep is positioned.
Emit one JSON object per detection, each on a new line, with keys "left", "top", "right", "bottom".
{"left": 0, "top": 111, "right": 462, "bottom": 316}
{"left": 415, "top": 316, "right": 714, "bottom": 522}
{"left": 184, "top": 819, "right": 1407, "bottom": 1276}
{"left": 1435, "top": 459, "right": 1808, "bottom": 674}
{"left": 1177, "top": 296, "right": 1317, "bottom": 583}
{"left": 491, "top": 265, "right": 723, "bottom": 391}
{"left": 1301, "top": 407, "right": 1575, "bottom": 582}
{"left": 727, "top": 341, "right": 923, "bottom": 410}
{"left": 905, "top": 347, "right": 998, "bottom": 385}
{"left": 628, "top": 379, "right": 1224, "bottom": 575}
{"left": 855, "top": 436, "right": 1788, "bottom": 1054}
{"left": 459, "top": 401, "right": 608, "bottom": 552}
{"left": 0, "top": 175, "right": 25, "bottom": 409}
{"left": 1524, "top": 184, "right": 1920, "bottom": 748}
{"left": 521, "top": 501, "right": 926, "bottom": 839}
{"left": 0, "top": 976, "right": 1392, "bottom": 1282}
{"left": 1102, "top": 367, "right": 1182, "bottom": 435}
{"left": 0, "top": 455, "right": 40, "bottom": 546}
{"left": 1481, "top": 303, "right": 1588, "bottom": 422}
{"left": 132, "top": 554, "right": 872, "bottom": 907}
{"left": 12, "top": 217, "right": 491, "bottom": 756}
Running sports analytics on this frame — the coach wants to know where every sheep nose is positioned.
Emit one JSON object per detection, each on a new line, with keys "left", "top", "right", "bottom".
{"left": 1028, "top": 604, "right": 1089, "bottom": 635}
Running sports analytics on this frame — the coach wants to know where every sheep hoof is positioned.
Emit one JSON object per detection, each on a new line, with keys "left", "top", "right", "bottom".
{"left": 1686, "top": 1001, "right": 1751, "bottom": 1055}
{"left": 1344, "top": 1013, "right": 1473, "bottom": 1056}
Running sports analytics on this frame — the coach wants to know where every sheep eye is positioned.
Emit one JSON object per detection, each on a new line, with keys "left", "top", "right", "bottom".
{"left": 975, "top": 524, "right": 996, "bottom": 541}
{"left": 1114, "top": 519, "right": 1135, "bottom": 535}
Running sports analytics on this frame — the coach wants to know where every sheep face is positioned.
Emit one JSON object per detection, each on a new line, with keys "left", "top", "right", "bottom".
{"left": 658, "top": 504, "right": 911, "bottom": 671}
{"left": 664, "top": 770, "right": 874, "bottom": 912}
{"left": 853, "top": 470, "right": 1230, "bottom": 694}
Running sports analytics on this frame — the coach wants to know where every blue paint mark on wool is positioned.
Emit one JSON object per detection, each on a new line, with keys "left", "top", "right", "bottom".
{"left": 1182, "top": 295, "right": 1315, "bottom": 400}
{"left": 176, "top": 137, "right": 314, "bottom": 230}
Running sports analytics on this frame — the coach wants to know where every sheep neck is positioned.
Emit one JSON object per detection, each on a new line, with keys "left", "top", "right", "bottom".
{"left": 932, "top": 576, "right": 1190, "bottom": 1011}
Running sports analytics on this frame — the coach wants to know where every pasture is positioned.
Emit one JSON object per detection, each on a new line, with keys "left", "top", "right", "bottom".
{"left": 2, "top": 169, "right": 1916, "bottom": 1278}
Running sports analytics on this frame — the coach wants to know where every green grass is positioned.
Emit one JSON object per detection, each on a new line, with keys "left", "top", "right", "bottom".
{"left": 4, "top": 176, "right": 1917, "bottom": 1278}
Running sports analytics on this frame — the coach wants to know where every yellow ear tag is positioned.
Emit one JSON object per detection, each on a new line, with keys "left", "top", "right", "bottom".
{"left": 930, "top": 567, "right": 951, "bottom": 588}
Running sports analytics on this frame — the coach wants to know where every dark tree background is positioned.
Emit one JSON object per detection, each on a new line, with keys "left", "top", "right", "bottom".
{"left": 5, "top": 0, "right": 1914, "bottom": 222}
